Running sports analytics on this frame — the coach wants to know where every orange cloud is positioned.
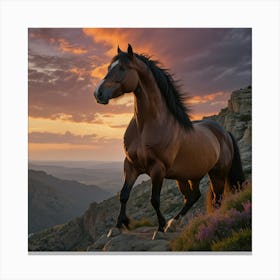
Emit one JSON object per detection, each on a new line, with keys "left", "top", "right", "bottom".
{"left": 188, "top": 91, "right": 229, "bottom": 105}
{"left": 91, "top": 64, "right": 108, "bottom": 79}
{"left": 83, "top": 28, "right": 176, "bottom": 81}
{"left": 57, "top": 38, "right": 87, "bottom": 54}
{"left": 69, "top": 67, "right": 86, "bottom": 75}
{"left": 83, "top": 28, "right": 152, "bottom": 57}
{"left": 191, "top": 112, "right": 216, "bottom": 120}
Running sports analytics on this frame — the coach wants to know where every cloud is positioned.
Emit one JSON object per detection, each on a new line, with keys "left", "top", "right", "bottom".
{"left": 28, "top": 28, "right": 251, "bottom": 125}
{"left": 93, "top": 112, "right": 133, "bottom": 128}
{"left": 28, "top": 54, "right": 133, "bottom": 123}
{"left": 188, "top": 91, "right": 230, "bottom": 105}
{"left": 29, "top": 131, "right": 99, "bottom": 145}
{"left": 91, "top": 64, "right": 108, "bottom": 79}
{"left": 29, "top": 28, "right": 93, "bottom": 56}
{"left": 57, "top": 38, "right": 88, "bottom": 54}
{"left": 83, "top": 28, "right": 150, "bottom": 57}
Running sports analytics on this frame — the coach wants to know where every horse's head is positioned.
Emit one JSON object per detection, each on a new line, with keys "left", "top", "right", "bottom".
{"left": 94, "top": 44, "right": 139, "bottom": 104}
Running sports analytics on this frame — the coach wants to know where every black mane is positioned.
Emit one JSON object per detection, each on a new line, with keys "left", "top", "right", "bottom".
{"left": 113, "top": 52, "right": 193, "bottom": 131}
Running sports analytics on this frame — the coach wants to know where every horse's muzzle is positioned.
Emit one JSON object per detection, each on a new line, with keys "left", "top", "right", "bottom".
{"left": 96, "top": 98, "right": 109, "bottom": 105}
{"left": 94, "top": 87, "right": 113, "bottom": 105}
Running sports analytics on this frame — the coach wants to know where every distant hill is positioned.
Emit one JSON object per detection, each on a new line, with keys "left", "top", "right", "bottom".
{"left": 29, "top": 161, "right": 149, "bottom": 194}
{"left": 28, "top": 169, "right": 112, "bottom": 233}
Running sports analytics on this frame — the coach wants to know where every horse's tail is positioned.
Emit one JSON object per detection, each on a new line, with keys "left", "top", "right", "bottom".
{"left": 228, "top": 131, "right": 245, "bottom": 190}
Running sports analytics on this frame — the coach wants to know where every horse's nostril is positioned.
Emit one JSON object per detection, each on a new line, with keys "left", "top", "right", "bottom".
{"left": 94, "top": 89, "right": 102, "bottom": 99}
{"left": 95, "top": 79, "right": 105, "bottom": 99}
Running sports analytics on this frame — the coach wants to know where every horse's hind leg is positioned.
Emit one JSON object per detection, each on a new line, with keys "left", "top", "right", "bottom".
{"left": 208, "top": 168, "right": 227, "bottom": 209}
{"left": 175, "top": 179, "right": 201, "bottom": 219}
{"left": 165, "top": 179, "right": 201, "bottom": 232}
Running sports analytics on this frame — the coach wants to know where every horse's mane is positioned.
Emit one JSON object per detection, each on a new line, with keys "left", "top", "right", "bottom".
{"left": 113, "top": 52, "right": 193, "bottom": 131}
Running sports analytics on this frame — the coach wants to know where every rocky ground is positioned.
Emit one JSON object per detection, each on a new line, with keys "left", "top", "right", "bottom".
{"left": 28, "top": 86, "right": 252, "bottom": 252}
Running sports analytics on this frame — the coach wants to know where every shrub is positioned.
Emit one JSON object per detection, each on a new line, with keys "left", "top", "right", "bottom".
{"left": 221, "top": 183, "right": 252, "bottom": 212}
{"left": 171, "top": 183, "right": 252, "bottom": 251}
{"left": 211, "top": 228, "right": 252, "bottom": 251}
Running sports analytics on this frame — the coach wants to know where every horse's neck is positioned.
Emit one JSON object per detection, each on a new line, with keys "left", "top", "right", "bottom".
{"left": 133, "top": 77, "right": 168, "bottom": 130}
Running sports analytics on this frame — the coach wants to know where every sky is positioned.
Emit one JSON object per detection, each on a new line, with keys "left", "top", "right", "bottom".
{"left": 28, "top": 28, "right": 251, "bottom": 162}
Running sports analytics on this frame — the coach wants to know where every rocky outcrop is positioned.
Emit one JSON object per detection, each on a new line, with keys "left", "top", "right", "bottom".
{"left": 87, "top": 227, "right": 174, "bottom": 252}
{"left": 29, "top": 86, "right": 252, "bottom": 252}
{"left": 205, "top": 86, "right": 252, "bottom": 175}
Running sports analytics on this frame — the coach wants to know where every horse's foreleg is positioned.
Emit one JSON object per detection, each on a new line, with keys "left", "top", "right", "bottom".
{"left": 175, "top": 179, "right": 201, "bottom": 219}
{"left": 150, "top": 163, "right": 166, "bottom": 232}
{"left": 116, "top": 159, "right": 138, "bottom": 229}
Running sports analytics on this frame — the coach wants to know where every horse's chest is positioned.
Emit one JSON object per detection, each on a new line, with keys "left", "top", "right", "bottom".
{"left": 124, "top": 139, "right": 152, "bottom": 168}
{"left": 124, "top": 131, "right": 166, "bottom": 172}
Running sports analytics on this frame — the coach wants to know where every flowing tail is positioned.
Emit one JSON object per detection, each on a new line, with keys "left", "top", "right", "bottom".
{"left": 228, "top": 132, "right": 245, "bottom": 190}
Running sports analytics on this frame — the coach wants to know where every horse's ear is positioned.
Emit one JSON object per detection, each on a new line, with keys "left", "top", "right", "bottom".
{"left": 127, "top": 44, "right": 134, "bottom": 59}
{"left": 117, "top": 45, "right": 122, "bottom": 54}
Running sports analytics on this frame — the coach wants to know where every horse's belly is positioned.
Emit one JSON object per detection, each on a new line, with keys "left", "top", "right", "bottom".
{"left": 165, "top": 162, "right": 208, "bottom": 180}
{"left": 166, "top": 141, "right": 220, "bottom": 180}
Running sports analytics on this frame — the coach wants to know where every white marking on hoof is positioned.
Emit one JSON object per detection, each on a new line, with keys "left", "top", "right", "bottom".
{"left": 152, "top": 230, "right": 165, "bottom": 240}
{"left": 107, "top": 227, "right": 121, "bottom": 238}
{"left": 164, "top": 218, "right": 180, "bottom": 233}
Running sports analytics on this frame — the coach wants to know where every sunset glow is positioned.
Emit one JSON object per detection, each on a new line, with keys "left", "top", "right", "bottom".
{"left": 28, "top": 28, "right": 251, "bottom": 161}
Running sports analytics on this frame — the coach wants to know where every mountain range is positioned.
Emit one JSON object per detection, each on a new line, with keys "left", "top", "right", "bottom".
{"left": 28, "top": 169, "right": 112, "bottom": 233}
{"left": 29, "top": 161, "right": 149, "bottom": 194}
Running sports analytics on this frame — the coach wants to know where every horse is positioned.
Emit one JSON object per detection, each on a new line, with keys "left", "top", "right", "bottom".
{"left": 93, "top": 44, "right": 245, "bottom": 233}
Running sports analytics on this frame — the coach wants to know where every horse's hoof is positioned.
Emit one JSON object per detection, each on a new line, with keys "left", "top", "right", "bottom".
{"left": 107, "top": 227, "right": 122, "bottom": 238}
{"left": 164, "top": 218, "right": 180, "bottom": 232}
{"left": 152, "top": 230, "right": 165, "bottom": 240}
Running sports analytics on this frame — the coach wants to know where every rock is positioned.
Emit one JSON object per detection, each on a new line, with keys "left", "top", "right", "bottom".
{"left": 241, "top": 121, "right": 252, "bottom": 144}
{"left": 87, "top": 234, "right": 110, "bottom": 251}
{"left": 83, "top": 202, "right": 99, "bottom": 240}
{"left": 103, "top": 232, "right": 170, "bottom": 251}
{"left": 152, "top": 230, "right": 179, "bottom": 241}
{"left": 28, "top": 218, "right": 92, "bottom": 251}
{"left": 228, "top": 88, "right": 251, "bottom": 114}
{"left": 205, "top": 86, "right": 252, "bottom": 175}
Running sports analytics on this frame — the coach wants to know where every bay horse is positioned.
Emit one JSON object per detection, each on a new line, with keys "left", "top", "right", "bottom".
{"left": 94, "top": 44, "right": 245, "bottom": 232}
